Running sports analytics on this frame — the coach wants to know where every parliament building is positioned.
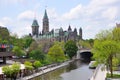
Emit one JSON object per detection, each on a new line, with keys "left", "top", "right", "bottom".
{"left": 31, "top": 9, "right": 82, "bottom": 42}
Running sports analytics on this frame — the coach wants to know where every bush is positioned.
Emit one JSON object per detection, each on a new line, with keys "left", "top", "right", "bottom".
{"left": 29, "top": 49, "right": 45, "bottom": 61}
{"left": 33, "top": 61, "right": 42, "bottom": 69}
{"left": 2, "top": 62, "right": 20, "bottom": 79}
{"left": 2, "top": 66, "right": 12, "bottom": 77}
{"left": 24, "top": 61, "right": 32, "bottom": 66}
{"left": 24, "top": 61, "right": 33, "bottom": 70}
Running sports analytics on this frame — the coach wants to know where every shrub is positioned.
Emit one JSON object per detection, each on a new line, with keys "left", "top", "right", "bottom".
{"left": 24, "top": 61, "right": 33, "bottom": 70}
{"left": 33, "top": 61, "right": 42, "bottom": 69}
{"left": 2, "top": 62, "right": 20, "bottom": 79}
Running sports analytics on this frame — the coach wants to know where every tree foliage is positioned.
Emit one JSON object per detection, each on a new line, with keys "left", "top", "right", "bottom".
{"left": 78, "top": 39, "right": 94, "bottom": 49}
{"left": 0, "top": 27, "right": 10, "bottom": 41}
{"left": 22, "top": 35, "right": 33, "bottom": 49}
{"left": 12, "top": 46, "right": 25, "bottom": 57}
{"left": 48, "top": 44, "right": 66, "bottom": 63}
{"left": 65, "top": 40, "right": 78, "bottom": 59}
{"left": 33, "top": 61, "right": 42, "bottom": 69}
{"left": 92, "top": 28, "right": 120, "bottom": 77}
{"left": 29, "top": 49, "right": 45, "bottom": 62}
{"left": 54, "top": 41, "right": 65, "bottom": 51}
{"left": 24, "top": 61, "right": 33, "bottom": 70}
{"left": 28, "top": 41, "right": 38, "bottom": 53}
{"left": 112, "top": 28, "right": 120, "bottom": 41}
{"left": 2, "top": 63, "right": 20, "bottom": 79}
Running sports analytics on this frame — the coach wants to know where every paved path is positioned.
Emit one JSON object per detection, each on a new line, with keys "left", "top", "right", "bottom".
{"left": 90, "top": 64, "right": 107, "bottom": 80}
{"left": 17, "top": 60, "right": 73, "bottom": 80}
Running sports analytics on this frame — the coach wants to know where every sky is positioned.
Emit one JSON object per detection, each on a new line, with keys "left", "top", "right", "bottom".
{"left": 0, "top": 0, "right": 120, "bottom": 39}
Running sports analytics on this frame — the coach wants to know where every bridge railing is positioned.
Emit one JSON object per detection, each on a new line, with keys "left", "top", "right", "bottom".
{"left": 90, "top": 64, "right": 101, "bottom": 80}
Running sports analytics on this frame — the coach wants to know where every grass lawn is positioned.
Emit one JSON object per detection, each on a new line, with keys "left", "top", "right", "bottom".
{"left": 107, "top": 73, "right": 120, "bottom": 78}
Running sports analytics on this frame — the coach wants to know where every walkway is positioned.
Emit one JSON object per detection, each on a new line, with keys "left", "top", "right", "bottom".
{"left": 17, "top": 60, "right": 73, "bottom": 80}
{"left": 90, "top": 64, "right": 107, "bottom": 80}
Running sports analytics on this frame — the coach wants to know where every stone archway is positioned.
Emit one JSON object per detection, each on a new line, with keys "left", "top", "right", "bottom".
{"left": 76, "top": 49, "right": 92, "bottom": 62}
{"left": 80, "top": 51, "right": 92, "bottom": 62}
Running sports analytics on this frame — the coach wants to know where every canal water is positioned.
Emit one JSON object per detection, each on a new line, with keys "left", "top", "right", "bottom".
{"left": 30, "top": 60, "right": 94, "bottom": 80}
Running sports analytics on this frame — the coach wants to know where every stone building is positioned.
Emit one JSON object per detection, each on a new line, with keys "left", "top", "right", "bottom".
{"left": 116, "top": 23, "right": 120, "bottom": 28}
{"left": 31, "top": 9, "right": 82, "bottom": 42}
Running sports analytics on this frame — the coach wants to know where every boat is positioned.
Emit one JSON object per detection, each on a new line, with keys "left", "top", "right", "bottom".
{"left": 89, "top": 61, "right": 97, "bottom": 69}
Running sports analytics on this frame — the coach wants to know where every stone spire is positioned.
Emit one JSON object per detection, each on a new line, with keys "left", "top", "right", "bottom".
{"left": 79, "top": 27, "right": 82, "bottom": 40}
{"left": 74, "top": 28, "right": 77, "bottom": 32}
{"left": 43, "top": 9, "right": 48, "bottom": 19}
{"left": 42, "top": 9, "right": 49, "bottom": 34}
{"left": 68, "top": 25, "right": 72, "bottom": 32}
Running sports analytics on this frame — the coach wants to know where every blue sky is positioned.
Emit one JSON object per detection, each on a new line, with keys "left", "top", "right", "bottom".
{"left": 0, "top": 0, "right": 120, "bottom": 39}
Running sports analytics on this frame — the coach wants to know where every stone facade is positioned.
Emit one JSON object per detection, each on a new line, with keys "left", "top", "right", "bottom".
{"left": 31, "top": 9, "right": 82, "bottom": 42}
{"left": 116, "top": 23, "right": 120, "bottom": 28}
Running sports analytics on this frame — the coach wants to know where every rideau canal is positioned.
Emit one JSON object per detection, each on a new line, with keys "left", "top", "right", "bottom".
{"left": 30, "top": 60, "right": 94, "bottom": 80}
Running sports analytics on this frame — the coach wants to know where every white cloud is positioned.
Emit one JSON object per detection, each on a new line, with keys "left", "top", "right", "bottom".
{"left": 62, "top": 4, "right": 83, "bottom": 20}
{"left": 101, "top": 7, "right": 118, "bottom": 20}
{"left": 2, "top": 17, "right": 12, "bottom": 24}
{"left": 60, "top": 0, "right": 118, "bottom": 21}
{"left": 0, "top": 17, "right": 12, "bottom": 26}
{"left": 1, "top": 0, "right": 120, "bottom": 39}
{"left": 89, "top": 0, "right": 119, "bottom": 6}
{"left": 17, "top": 10, "right": 35, "bottom": 21}
{"left": 14, "top": 24, "right": 31, "bottom": 37}
{"left": 0, "top": 0, "right": 26, "bottom": 6}
{"left": 47, "top": 8, "right": 58, "bottom": 19}
{"left": 0, "top": 22, "right": 5, "bottom": 27}
{"left": 57, "top": 0, "right": 120, "bottom": 39}
{"left": 0, "top": 16, "right": 31, "bottom": 37}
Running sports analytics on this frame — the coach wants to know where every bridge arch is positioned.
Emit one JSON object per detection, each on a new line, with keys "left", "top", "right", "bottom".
{"left": 76, "top": 49, "right": 93, "bottom": 61}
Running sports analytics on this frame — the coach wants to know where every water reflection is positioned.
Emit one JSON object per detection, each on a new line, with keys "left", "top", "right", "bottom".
{"left": 30, "top": 60, "right": 93, "bottom": 80}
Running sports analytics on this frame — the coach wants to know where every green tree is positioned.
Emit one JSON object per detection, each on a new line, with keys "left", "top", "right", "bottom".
{"left": 28, "top": 41, "right": 38, "bottom": 53}
{"left": 54, "top": 41, "right": 65, "bottom": 51}
{"left": 12, "top": 46, "right": 25, "bottom": 57}
{"left": 22, "top": 35, "right": 33, "bottom": 48}
{"left": 29, "top": 49, "right": 45, "bottom": 62}
{"left": 65, "top": 40, "right": 78, "bottom": 59}
{"left": 112, "top": 27, "right": 120, "bottom": 41}
{"left": 92, "top": 40, "right": 120, "bottom": 77}
{"left": 9, "top": 34, "right": 25, "bottom": 49}
{"left": 0, "top": 27, "right": 10, "bottom": 40}
{"left": 92, "top": 28, "right": 120, "bottom": 77}
{"left": 48, "top": 44, "right": 66, "bottom": 63}
{"left": 78, "top": 39, "right": 94, "bottom": 49}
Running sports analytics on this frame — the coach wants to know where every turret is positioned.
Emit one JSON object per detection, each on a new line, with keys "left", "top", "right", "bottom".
{"left": 59, "top": 27, "right": 64, "bottom": 36}
{"left": 74, "top": 28, "right": 77, "bottom": 33}
{"left": 79, "top": 27, "right": 82, "bottom": 40}
{"left": 31, "top": 19, "right": 39, "bottom": 36}
{"left": 74, "top": 28, "right": 77, "bottom": 35}
{"left": 68, "top": 25, "right": 72, "bottom": 32}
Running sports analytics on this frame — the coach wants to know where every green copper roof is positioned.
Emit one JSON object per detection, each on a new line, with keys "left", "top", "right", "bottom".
{"left": 65, "top": 32, "right": 68, "bottom": 36}
{"left": 43, "top": 9, "right": 48, "bottom": 19}
{"left": 32, "top": 19, "right": 39, "bottom": 27}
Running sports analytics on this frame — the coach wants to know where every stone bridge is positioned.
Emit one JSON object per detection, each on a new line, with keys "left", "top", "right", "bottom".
{"left": 76, "top": 49, "right": 92, "bottom": 61}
